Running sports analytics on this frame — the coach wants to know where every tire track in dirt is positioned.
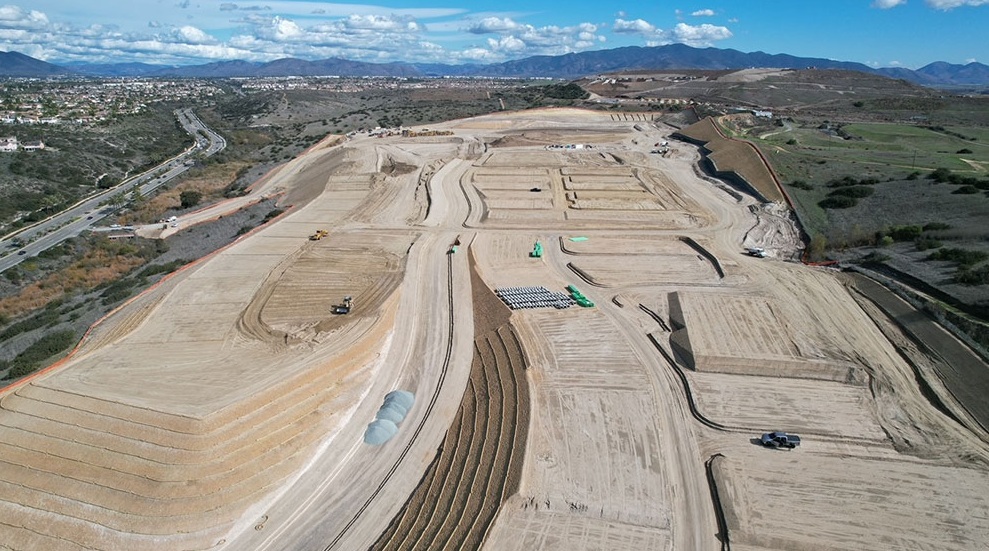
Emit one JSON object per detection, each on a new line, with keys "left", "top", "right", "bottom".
{"left": 369, "top": 251, "right": 530, "bottom": 551}
{"left": 322, "top": 253, "right": 455, "bottom": 551}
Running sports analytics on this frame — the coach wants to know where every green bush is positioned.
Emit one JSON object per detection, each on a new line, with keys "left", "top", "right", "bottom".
{"left": 179, "top": 190, "right": 203, "bottom": 209}
{"left": 789, "top": 180, "right": 813, "bottom": 190}
{"left": 262, "top": 209, "right": 285, "bottom": 223}
{"left": 4, "top": 330, "right": 78, "bottom": 379}
{"left": 828, "top": 186, "right": 874, "bottom": 199}
{"left": 928, "top": 168, "right": 953, "bottom": 183}
{"left": 0, "top": 309, "right": 60, "bottom": 341}
{"left": 819, "top": 196, "right": 858, "bottom": 209}
{"left": 955, "top": 265, "right": 989, "bottom": 285}
{"left": 915, "top": 238, "right": 943, "bottom": 251}
{"left": 927, "top": 247, "right": 989, "bottom": 267}
{"left": 923, "top": 222, "right": 952, "bottom": 231}
{"left": 887, "top": 225, "right": 923, "bottom": 242}
{"left": 953, "top": 185, "right": 980, "bottom": 195}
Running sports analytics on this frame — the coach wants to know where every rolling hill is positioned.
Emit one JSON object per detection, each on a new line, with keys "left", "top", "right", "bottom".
{"left": 2, "top": 45, "right": 987, "bottom": 86}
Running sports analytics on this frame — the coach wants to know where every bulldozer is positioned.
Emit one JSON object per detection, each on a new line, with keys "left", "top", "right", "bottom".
{"left": 332, "top": 296, "right": 353, "bottom": 315}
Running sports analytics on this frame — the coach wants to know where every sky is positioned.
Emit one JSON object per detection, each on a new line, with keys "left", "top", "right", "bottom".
{"left": 0, "top": 1, "right": 986, "bottom": 68}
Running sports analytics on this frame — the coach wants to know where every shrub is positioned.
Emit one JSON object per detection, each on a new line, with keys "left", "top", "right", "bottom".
{"left": 887, "top": 225, "right": 923, "bottom": 242}
{"left": 179, "top": 190, "right": 203, "bottom": 209}
{"left": 828, "top": 186, "right": 874, "bottom": 199}
{"left": 928, "top": 168, "right": 952, "bottom": 183}
{"left": 262, "top": 209, "right": 285, "bottom": 223}
{"left": 789, "top": 180, "right": 813, "bottom": 190}
{"left": 923, "top": 222, "right": 952, "bottom": 231}
{"left": 927, "top": 247, "right": 989, "bottom": 267}
{"left": 4, "top": 330, "right": 78, "bottom": 379}
{"left": 953, "top": 185, "right": 980, "bottom": 195}
{"left": 0, "top": 309, "right": 60, "bottom": 341}
{"left": 819, "top": 196, "right": 858, "bottom": 209}
{"left": 915, "top": 238, "right": 943, "bottom": 251}
{"left": 957, "top": 148, "right": 973, "bottom": 154}
{"left": 955, "top": 265, "right": 989, "bottom": 285}
{"left": 906, "top": 171, "right": 920, "bottom": 180}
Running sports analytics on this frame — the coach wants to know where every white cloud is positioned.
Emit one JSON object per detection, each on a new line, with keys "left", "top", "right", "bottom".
{"left": 459, "top": 17, "right": 604, "bottom": 60}
{"left": 691, "top": 9, "right": 716, "bottom": 17}
{"left": 965, "top": 57, "right": 978, "bottom": 63}
{"left": 0, "top": 5, "right": 50, "bottom": 30}
{"left": 612, "top": 18, "right": 732, "bottom": 47}
{"left": 872, "top": 0, "right": 907, "bottom": 8}
{"left": 172, "top": 25, "right": 216, "bottom": 45}
{"left": 467, "top": 17, "right": 521, "bottom": 34}
{"left": 924, "top": 0, "right": 989, "bottom": 7}
{"left": 613, "top": 18, "right": 657, "bottom": 34}
{"left": 672, "top": 22, "right": 732, "bottom": 46}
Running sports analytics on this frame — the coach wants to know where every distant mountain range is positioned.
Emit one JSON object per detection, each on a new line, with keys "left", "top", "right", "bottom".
{"left": 3, "top": 45, "right": 988, "bottom": 86}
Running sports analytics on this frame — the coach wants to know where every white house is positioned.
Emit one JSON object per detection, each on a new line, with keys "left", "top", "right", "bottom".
{"left": 0, "top": 137, "right": 17, "bottom": 152}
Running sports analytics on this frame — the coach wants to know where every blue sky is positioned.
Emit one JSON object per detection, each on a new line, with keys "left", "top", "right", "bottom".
{"left": 0, "top": 1, "right": 986, "bottom": 67}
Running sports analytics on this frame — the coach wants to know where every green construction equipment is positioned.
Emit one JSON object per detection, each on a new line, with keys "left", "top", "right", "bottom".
{"left": 530, "top": 241, "right": 543, "bottom": 258}
{"left": 566, "top": 284, "right": 594, "bottom": 307}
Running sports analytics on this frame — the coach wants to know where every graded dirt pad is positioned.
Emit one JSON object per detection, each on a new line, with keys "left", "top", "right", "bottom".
{"left": 715, "top": 451, "right": 989, "bottom": 550}
{"left": 668, "top": 290, "right": 859, "bottom": 381}
{"left": 686, "top": 372, "right": 888, "bottom": 440}
{"left": 254, "top": 230, "right": 413, "bottom": 338}
{"left": 567, "top": 255, "right": 720, "bottom": 287}
{"left": 462, "top": 146, "right": 707, "bottom": 231}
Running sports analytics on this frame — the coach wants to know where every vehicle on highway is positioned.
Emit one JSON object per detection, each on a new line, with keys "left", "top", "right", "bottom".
{"left": 17, "top": 250, "right": 26, "bottom": 255}
{"left": 760, "top": 431, "right": 801, "bottom": 448}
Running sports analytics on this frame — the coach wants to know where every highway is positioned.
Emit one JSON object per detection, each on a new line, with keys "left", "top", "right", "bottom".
{"left": 0, "top": 108, "right": 226, "bottom": 273}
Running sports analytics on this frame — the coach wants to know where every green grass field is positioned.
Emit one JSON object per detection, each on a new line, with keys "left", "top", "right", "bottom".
{"left": 747, "top": 121, "right": 989, "bottom": 244}
{"left": 757, "top": 122, "right": 989, "bottom": 184}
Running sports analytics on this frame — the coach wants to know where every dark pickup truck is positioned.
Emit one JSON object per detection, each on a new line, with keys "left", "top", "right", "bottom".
{"left": 760, "top": 431, "right": 801, "bottom": 449}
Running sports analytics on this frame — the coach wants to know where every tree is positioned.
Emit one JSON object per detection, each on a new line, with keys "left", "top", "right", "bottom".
{"left": 179, "top": 190, "right": 203, "bottom": 209}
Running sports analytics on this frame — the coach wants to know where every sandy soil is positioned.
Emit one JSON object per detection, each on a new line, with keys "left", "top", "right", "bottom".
{"left": 0, "top": 107, "right": 987, "bottom": 551}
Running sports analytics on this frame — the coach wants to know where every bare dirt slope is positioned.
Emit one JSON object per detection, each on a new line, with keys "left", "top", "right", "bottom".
{"left": 0, "top": 107, "right": 987, "bottom": 551}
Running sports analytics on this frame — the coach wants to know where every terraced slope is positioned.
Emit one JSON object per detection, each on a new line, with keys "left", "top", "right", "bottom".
{"left": 371, "top": 255, "right": 530, "bottom": 551}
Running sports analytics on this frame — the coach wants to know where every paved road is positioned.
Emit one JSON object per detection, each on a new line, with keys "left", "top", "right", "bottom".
{"left": 0, "top": 108, "right": 226, "bottom": 273}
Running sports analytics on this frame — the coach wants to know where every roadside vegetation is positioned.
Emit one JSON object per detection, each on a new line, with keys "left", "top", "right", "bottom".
{"left": 0, "top": 104, "right": 189, "bottom": 232}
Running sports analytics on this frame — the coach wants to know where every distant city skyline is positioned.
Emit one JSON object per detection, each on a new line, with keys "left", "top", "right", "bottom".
{"left": 0, "top": 1, "right": 986, "bottom": 68}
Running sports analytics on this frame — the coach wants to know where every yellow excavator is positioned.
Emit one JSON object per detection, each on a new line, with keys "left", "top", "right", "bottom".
{"left": 309, "top": 229, "right": 328, "bottom": 240}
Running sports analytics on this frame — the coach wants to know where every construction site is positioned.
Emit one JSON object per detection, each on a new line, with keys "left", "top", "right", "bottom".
{"left": 0, "top": 107, "right": 987, "bottom": 550}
